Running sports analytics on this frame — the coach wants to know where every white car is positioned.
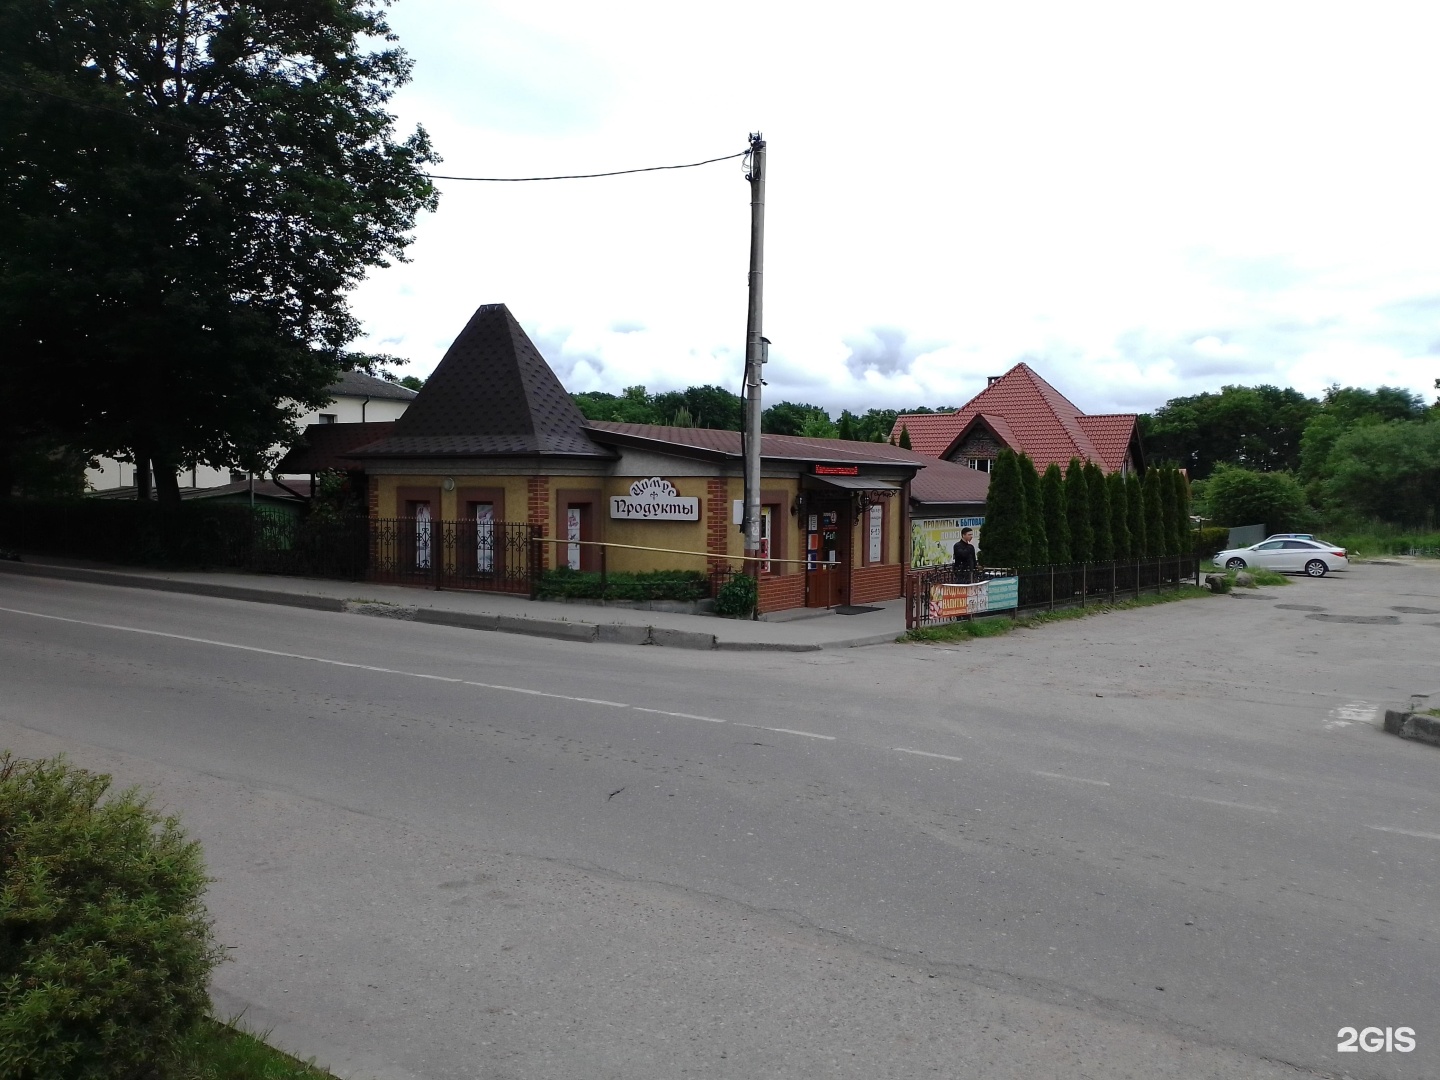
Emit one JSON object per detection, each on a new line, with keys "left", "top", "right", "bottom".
{"left": 1215, "top": 538, "right": 1349, "bottom": 577}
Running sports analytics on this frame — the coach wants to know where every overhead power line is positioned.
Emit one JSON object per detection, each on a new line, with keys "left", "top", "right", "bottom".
{"left": 426, "top": 149, "right": 748, "bottom": 182}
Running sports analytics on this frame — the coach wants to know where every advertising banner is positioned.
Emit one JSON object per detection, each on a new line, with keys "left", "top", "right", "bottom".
{"left": 911, "top": 516, "right": 985, "bottom": 568}
{"left": 927, "top": 576, "right": 1019, "bottom": 621}
{"left": 609, "top": 477, "right": 700, "bottom": 521}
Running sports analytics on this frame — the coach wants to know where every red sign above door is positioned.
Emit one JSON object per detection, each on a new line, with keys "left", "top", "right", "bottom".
{"left": 813, "top": 464, "right": 860, "bottom": 475}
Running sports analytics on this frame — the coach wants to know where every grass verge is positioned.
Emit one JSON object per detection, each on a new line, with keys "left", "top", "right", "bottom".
{"left": 903, "top": 584, "right": 1213, "bottom": 643}
{"left": 175, "top": 1017, "right": 338, "bottom": 1080}
{"left": 1201, "top": 563, "right": 1291, "bottom": 588}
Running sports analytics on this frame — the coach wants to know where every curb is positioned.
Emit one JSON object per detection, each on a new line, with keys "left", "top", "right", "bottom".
{"left": 0, "top": 559, "right": 346, "bottom": 612}
{"left": 1383, "top": 709, "right": 1440, "bottom": 748}
{"left": 2, "top": 558, "right": 900, "bottom": 651}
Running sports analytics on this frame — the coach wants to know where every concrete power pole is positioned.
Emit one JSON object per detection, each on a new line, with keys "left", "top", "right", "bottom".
{"left": 742, "top": 133, "right": 767, "bottom": 581}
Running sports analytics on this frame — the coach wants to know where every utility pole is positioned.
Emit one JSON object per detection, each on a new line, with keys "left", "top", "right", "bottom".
{"left": 742, "top": 133, "right": 767, "bottom": 583}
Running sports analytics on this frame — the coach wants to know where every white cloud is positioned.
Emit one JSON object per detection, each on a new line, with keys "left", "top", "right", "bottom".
{"left": 349, "top": 1, "right": 1440, "bottom": 415}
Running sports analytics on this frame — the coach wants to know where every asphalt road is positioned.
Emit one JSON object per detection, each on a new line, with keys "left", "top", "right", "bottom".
{"left": 1, "top": 563, "right": 1437, "bottom": 1080}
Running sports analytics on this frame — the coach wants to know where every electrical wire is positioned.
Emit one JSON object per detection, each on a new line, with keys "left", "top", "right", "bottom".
{"left": 426, "top": 149, "right": 748, "bottom": 182}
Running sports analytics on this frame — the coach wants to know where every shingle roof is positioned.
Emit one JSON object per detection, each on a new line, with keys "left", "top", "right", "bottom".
{"left": 585, "top": 422, "right": 928, "bottom": 468}
{"left": 328, "top": 370, "right": 419, "bottom": 402}
{"left": 910, "top": 458, "right": 990, "bottom": 505}
{"left": 889, "top": 362, "right": 1139, "bottom": 472}
{"left": 351, "top": 303, "right": 610, "bottom": 459}
{"left": 276, "top": 422, "right": 396, "bottom": 473}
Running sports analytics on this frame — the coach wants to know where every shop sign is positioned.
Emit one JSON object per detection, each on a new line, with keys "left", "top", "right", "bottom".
{"left": 610, "top": 477, "right": 700, "bottom": 520}
{"left": 928, "top": 576, "right": 1018, "bottom": 620}
{"left": 813, "top": 464, "right": 860, "bottom": 475}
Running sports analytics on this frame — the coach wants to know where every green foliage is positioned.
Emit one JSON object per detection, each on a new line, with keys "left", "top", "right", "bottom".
{"left": 574, "top": 386, "right": 744, "bottom": 430}
{"left": 1127, "top": 471, "right": 1146, "bottom": 559}
{"left": 836, "top": 413, "right": 857, "bottom": 441}
{"left": 1203, "top": 464, "right": 1311, "bottom": 533}
{"left": 713, "top": 573, "right": 758, "bottom": 618}
{"left": 398, "top": 375, "right": 426, "bottom": 392}
{"left": 898, "top": 426, "right": 912, "bottom": 450}
{"left": 1321, "top": 419, "right": 1440, "bottom": 527}
{"left": 1019, "top": 454, "right": 1046, "bottom": 565}
{"left": 1193, "top": 526, "right": 1231, "bottom": 558}
{"left": 1041, "top": 463, "right": 1070, "bottom": 564}
{"left": 1142, "top": 469, "right": 1165, "bottom": 557}
{"left": 980, "top": 450, "right": 1029, "bottom": 567}
{"left": 535, "top": 568, "right": 710, "bottom": 602}
{"left": 1172, "top": 468, "right": 1193, "bottom": 555}
{"left": 0, "top": 754, "right": 223, "bottom": 1080}
{"left": 1064, "top": 458, "right": 1093, "bottom": 562}
{"left": 1138, "top": 385, "right": 1317, "bottom": 479}
{"left": 1107, "top": 471, "right": 1132, "bottom": 561}
{"left": 1325, "top": 526, "right": 1440, "bottom": 558}
{"left": 1156, "top": 466, "right": 1179, "bottom": 557}
{"left": 0, "top": 0, "right": 439, "bottom": 503}
{"left": 1085, "top": 461, "right": 1113, "bottom": 561}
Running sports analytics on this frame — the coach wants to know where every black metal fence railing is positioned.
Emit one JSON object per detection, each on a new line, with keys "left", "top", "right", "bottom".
{"left": 906, "top": 554, "right": 1200, "bottom": 630}
{"left": 368, "top": 517, "right": 541, "bottom": 595}
{"left": 0, "top": 502, "right": 545, "bottom": 594}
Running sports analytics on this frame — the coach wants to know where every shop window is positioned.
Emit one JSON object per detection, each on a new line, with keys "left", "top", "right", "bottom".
{"left": 867, "top": 503, "right": 884, "bottom": 564}
{"left": 472, "top": 501, "right": 494, "bottom": 573}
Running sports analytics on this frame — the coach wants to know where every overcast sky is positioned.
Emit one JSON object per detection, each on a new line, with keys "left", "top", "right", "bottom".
{"left": 349, "top": 1, "right": 1440, "bottom": 418}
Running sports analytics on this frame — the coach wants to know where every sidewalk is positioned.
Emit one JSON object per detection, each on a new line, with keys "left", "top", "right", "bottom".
{"left": 0, "top": 556, "right": 908, "bottom": 651}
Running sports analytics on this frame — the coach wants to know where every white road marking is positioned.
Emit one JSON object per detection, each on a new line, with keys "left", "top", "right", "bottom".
{"left": 632, "top": 707, "right": 727, "bottom": 723}
{"left": 1179, "top": 795, "right": 1279, "bottom": 813}
{"left": 892, "top": 748, "right": 964, "bottom": 763}
{"left": 1034, "top": 770, "right": 1110, "bottom": 787}
{"left": 1368, "top": 826, "right": 1440, "bottom": 842}
{"left": 0, "top": 605, "right": 625, "bottom": 709}
{"left": 735, "top": 723, "right": 836, "bottom": 741}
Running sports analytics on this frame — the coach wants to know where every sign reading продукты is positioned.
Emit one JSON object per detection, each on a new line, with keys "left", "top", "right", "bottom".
{"left": 928, "top": 576, "right": 1019, "bottom": 620}
{"left": 609, "top": 477, "right": 700, "bottom": 521}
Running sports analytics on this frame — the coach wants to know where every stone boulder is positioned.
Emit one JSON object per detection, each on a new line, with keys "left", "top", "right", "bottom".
{"left": 1204, "top": 573, "right": 1231, "bottom": 594}
{"left": 1234, "top": 571, "right": 1256, "bottom": 588}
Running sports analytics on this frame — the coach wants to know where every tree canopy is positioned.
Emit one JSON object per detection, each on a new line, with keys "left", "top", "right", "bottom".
{"left": 0, "top": 0, "right": 438, "bottom": 501}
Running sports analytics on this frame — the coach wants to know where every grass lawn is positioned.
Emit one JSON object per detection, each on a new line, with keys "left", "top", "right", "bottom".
{"left": 1202, "top": 562, "right": 1291, "bottom": 588}
{"left": 175, "top": 1018, "right": 338, "bottom": 1080}
{"left": 904, "top": 584, "right": 1214, "bottom": 644}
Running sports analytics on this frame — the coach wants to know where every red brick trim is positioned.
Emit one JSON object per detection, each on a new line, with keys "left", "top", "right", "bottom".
{"left": 850, "top": 563, "right": 903, "bottom": 605}
{"left": 527, "top": 476, "right": 550, "bottom": 569}
{"left": 705, "top": 478, "right": 731, "bottom": 574}
{"left": 757, "top": 573, "right": 805, "bottom": 614}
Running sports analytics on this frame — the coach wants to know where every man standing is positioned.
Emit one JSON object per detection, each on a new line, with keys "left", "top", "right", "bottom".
{"left": 952, "top": 527, "right": 978, "bottom": 582}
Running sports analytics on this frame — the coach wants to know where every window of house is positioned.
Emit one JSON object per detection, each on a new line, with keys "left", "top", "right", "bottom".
{"left": 318, "top": 414, "right": 337, "bottom": 425}
{"left": 965, "top": 458, "right": 993, "bottom": 473}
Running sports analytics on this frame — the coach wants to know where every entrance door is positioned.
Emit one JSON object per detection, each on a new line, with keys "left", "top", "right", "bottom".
{"left": 805, "top": 501, "right": 851, "bottom": 607}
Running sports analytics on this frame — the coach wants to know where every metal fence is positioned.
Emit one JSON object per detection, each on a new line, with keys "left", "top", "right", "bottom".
{"left": 368, "top": 517, "right": 541, "bottom": 594}
{"left": 906, "top": 555, "right": 1200, "bottom": 629}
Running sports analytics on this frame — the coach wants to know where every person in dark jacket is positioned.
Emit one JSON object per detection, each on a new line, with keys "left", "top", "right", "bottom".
{"left": 952, "top": 527, "right": 977, "bottom": 582}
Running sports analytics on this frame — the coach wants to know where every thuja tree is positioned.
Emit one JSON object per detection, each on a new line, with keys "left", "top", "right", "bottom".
{"left": 1020, "top": 453, "right": 1047, "bottom": 566}
{"left": 1041, "top": 463, "right": 1071, "bottom": 564}
{"left": 1064, "top": 458, "right": 1093, "bottom": 562}
{"left": 1107, "top": 470, "right": 1132, "bottom": 561}
{"left": 1128, "top": 471, "right": 1147, "bottom": 558}
{"left": 1156, "top": 466, "right": 1179, "bottom": 556}
{"left": 0, "top": 0, "right": 438, "bottom": 503}
{"left": 1173, "top": 469, "right": 1193, "bottom": 553}
{"left": 980, "top": 449, "right": 1030, "bottom": 568}
{"left": 1143, "top": 468, "right": 1166, "bottom": 556}
{"left": 1085, "top": 461, "right": 1114, "bottom": 561}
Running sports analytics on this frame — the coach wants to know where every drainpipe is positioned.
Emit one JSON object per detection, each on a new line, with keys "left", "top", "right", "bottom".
{"left": 361, "top": 395, "right": 371, "bottom": 423}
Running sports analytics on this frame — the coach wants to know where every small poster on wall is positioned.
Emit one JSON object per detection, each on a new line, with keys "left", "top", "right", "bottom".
{"left": 566, "top": 507, "right": 581, "bottom": 570}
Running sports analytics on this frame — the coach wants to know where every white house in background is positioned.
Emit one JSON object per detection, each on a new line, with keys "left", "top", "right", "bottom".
{"left": 85, "top": 370, "right": 418, "bottom": 491}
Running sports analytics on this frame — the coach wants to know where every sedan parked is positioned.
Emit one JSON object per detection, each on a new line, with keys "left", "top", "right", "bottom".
{"left": 1215, "top": 538, "right": 1349, "bottom": 577}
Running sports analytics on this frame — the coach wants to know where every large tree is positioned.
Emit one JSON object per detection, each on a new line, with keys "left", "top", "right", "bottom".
{"left": 1041, "top": 463, "right": 1070, "bottom": 564}
{"left": 1107, "top": 470, "right": 1131, "bottom": 561}
{"left": 1085, "top": 460, "right": 1113, "bottom": 561}
{"left": 980, "top": 449, "right": 1029, "bottom": 568}
{"left": 0, "top": 0, "right": 438, "bottom": 502}
{"left": 1139, "top": 385, "right": 1317, "bottom": 479}
{"left": 1064, "top": 458, "right": 1092, "bottom": 562}
{"left": 1020, "top": 452, "right": 1046, "bottom": 566}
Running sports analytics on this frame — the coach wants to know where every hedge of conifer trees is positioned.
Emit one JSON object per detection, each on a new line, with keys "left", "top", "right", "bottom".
{"left": 980, "top": 451, "right": 1192, "bottom": 567}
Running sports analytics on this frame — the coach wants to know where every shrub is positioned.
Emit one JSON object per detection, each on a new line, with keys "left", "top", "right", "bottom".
{"left": 1193, "top": 526, "right": 1231, "bottom": 558}
{"left": 0, "top": 754, "right": 222, "bottom": 1080}
{"left": 534, "top": 568, "right": 709, "bottom": 602}
{"left": 713, "top": 573, "right": 758, "bottom": 618}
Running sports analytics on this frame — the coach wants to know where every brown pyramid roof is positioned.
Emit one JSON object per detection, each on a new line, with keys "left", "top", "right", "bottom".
{"left": 350, "top": 304, "right": 610, "bottom": 458}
